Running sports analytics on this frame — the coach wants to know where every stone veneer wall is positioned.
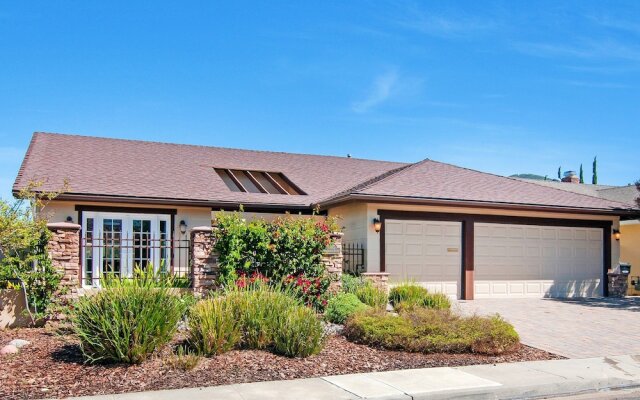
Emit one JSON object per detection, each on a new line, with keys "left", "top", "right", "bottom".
{"left": 608, "top": 272, "right": 629, "bottom": 298}
{"left": 190, "top": 226, "right": 218, "bottom": 294}
{"left": 361, "top": 272, "right": 390, "bottom": 293}
{"left": 46, "top": 222, "right": 82, "bottom": 298}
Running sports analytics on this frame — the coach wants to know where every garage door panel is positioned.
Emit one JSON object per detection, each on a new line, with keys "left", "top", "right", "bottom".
{"left": 385, "top": 219, "right": 461, "bottom": 297}
{"left": 475, "top": 223, "right": 603, "bottom": 298}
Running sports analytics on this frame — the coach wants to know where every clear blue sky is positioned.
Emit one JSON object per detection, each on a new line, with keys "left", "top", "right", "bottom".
{"left": 1, "top": 1, "right": 639, "bottom": 200}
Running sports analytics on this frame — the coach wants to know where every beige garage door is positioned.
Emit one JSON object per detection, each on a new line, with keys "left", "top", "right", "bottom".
{"left": 385, "top": 219, "right": 462, "bottom": 297}
{"left": 474, "top": 223, "right": 603, "bottom": 298}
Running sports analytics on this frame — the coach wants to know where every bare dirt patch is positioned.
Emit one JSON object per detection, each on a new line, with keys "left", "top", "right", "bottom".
{"left": 0, "top": 328, "right": 563, "bottom": 400}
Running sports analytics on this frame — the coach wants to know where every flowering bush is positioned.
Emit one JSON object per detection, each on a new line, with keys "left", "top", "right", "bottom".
{"left": 234, "top": 271, "right": 269, "bottom": 289}
{"left": 283, "top": 273, "right": 330, "bottom": 311}
{"left": 214, "top": 211, "right": 338, "bottom": 310}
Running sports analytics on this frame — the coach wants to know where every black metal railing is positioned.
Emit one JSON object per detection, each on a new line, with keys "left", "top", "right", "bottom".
{"left": 343, "top": 242, "right": 365, "bottom": 275}
{"left": 80, "top": 234, "right": 191, "bottom": 287}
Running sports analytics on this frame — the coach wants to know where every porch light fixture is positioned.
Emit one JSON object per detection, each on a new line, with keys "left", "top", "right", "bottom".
{"left": 179, "top": 220, "right": 188, "bottom": 235}
{"left": 373, "top": 217, "right": 382, "bottom": 233}
{"left": 613, "top": 229, "right": 621, "bottom": 241}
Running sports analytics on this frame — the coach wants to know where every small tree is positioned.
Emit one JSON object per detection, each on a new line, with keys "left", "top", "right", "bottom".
{"left": 579, "top": 164, "right": 584, "bottom": 184}
{"left": 592, "top": 156, "right": 598, "bottom": 184}
{"left": 636, "top": 180, "right": 640, "bottom": 208}
{"left": 0, "top": 181, "right": 67, "bottom": 323}
{"left": 557, "top": 166, "right": 562, "bottom": 180}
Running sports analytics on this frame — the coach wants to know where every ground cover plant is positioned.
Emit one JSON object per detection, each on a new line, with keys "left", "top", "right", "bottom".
{"left": 344, "top": 308, "right": 519, "bottom": 355}
{"left": 188, "top": 284, "right": 324, "bottom": 358}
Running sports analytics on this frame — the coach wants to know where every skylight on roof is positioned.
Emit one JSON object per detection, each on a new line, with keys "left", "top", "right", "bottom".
{"left": 214, "top": 169, "right": 306, "bottom": 195}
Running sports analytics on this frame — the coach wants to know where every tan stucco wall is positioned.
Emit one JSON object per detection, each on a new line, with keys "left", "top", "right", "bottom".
{"left": 327, "top": 202, "right": 621, "bottom": 273}
{"left": 45, "top": 200, "right": 212, "bottom": 241}
{"left": 327, "top": 202, "right": 369, "bottom": 246}
{"left": 621, "top": 221, "right": 640, "bottom": 295}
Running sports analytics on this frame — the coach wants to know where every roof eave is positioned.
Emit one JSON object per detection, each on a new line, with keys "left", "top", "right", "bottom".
{"left": 317, "top": 193, "right": 640, "bottom": 217}
{"left": 39, "top": 192, "right": 316, "bottom": 212}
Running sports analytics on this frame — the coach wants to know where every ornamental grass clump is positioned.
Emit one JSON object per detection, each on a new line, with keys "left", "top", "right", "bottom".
{"left": 72, "top": 285, "right": 186, "bottom": 364}
{"left": 389, "top": 283, "right": 451, "bottom": 311}
{"left": 325, "top": 293, "right": 369, "bottom": 324}
{"left": 188, "top": 297, "right": 241, "bottom": 356}
{"left": 187, "top": 284, "right": 324, "bottom": 358}
{"left": 354, "top": 284, "right": 388, "bottom": 309}
{"left": 344, "top": 308, "right": 519, "bottom": 355}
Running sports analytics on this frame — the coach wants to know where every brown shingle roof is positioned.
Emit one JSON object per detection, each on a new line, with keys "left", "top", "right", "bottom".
{"left": 13, "top": 132, "right": 407, "bottom": 208}
{"left": 13, "top": 132, "right": 637, "bottom": 214}
{"left": 323, "top": 159, "right": 635, "bottom": 212}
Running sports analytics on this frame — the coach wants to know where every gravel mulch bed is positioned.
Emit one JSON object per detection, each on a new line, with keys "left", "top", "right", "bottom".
{"left": 0, "top": 328, "right": 563, "bottom": 400}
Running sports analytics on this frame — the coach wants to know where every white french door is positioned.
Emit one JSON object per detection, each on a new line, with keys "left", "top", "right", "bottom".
{"left": 82, "top": 212, "right": 171, "bottom": 287}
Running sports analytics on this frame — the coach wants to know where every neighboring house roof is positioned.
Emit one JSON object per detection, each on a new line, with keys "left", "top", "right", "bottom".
{"left": 517, "top": 179, "right": 639, "bottom": 208}
{"left": 13, "top": 132, "right": 639, "bottom": 215}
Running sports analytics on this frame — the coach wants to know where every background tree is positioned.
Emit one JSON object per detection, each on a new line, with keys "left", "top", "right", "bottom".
{"left": 0, "top": 180, "right": 67, "bottom": 323}
{"left": 592, "top": 156, "right": 598, "bottom": 184}
{"left": 557, "top": 166, "right": 561, "bottom": 180}
{"left": 636, "top": 180, "right": 640, "bottom": 208}
{"left": 579, "top": 164, "right": 584, "bottom": 184}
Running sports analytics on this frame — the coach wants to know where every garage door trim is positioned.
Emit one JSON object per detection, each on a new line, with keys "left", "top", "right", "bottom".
{"left": 378, "top": 210, "right": 613, "bottom": 299}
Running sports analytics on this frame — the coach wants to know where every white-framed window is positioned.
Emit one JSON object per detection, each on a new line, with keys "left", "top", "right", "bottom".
{"left": 81, "top": 212, "right": 172, "bottom": 287}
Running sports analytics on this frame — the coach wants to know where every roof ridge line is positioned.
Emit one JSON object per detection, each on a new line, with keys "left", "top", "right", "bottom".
{"left": 428, "top": 159, "right": 634, "bottom": 209}
{"left": 316, "top": 162, "right": 420, "bottom": 204}
{"left": 32, "top": 131, "right": 409, "bottom": 166}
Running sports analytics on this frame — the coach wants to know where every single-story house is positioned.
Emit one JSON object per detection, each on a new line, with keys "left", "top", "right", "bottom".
{"left": 517, "top": 177, "right": 640, "bottom": 295}
{"left": 13, "top": 132, "right": 640, "bottom": 299}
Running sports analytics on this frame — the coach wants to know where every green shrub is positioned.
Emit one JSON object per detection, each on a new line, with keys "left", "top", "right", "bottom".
{"left": 389, "top": 283, "right": 451, "bottom": 311}
{"left": 213, "top": 212, "right": 338, "bottom": 310}
{"left": 344, "top": 308, "right": 519, "bottom": 355}
{"left": 355, "top": 284, "right": 388, "bottom": 309}
{"left": 188, "top": 285, "right": 324, "bottom": 358}
{"left": 72, "top": 286, "right": 185, "bottom": 364}
{"left": 341, "top": 274, "right": 366, "bottom": 294}
{"left": 188, "top": 297, "right": 241, "bottom": 356}
{"left": 214, "top": 212, "right": 338, "bottom": 284}
{"left": 325, "top": 293, "right": 369, "bottom": 324}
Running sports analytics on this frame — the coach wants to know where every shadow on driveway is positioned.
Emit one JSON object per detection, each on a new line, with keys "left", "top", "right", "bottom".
{"left": 545, "top": 297, "right": 640, "bottom": 312}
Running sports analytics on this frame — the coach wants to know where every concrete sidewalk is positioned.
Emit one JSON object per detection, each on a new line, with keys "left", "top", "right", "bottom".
{"left": 71, "top": 355, "right": 640, "bottom": 400}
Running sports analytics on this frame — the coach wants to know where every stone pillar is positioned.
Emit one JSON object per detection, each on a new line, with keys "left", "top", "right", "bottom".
{"left": 608, "top": 272, "right": 628, "bottom": 298}
{"left": 361, "top": 272, "right": 390, "bottom": 293}
{"left": 46, "top": 222, "right": 82, "bottom": 298}
{"left": 322, "top": 232, "right": 344, "bottom": 293}
{"left": 190, "top": 226, "right": 217, "bottom": 294}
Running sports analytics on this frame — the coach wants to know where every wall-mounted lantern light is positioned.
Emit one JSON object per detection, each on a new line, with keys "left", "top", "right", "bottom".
{"left": 373, "top": 217, "right": 382, "bottom": 234}
{"left": 179, "top": 220, "right": 188, "bottom": 235}
{"left": 613, "top": 229, "right": 621, "bottom": 241}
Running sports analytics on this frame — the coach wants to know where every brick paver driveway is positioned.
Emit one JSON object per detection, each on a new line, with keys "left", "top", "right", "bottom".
{"left": 457, "top": 298, "right": 640, "bottom": 359}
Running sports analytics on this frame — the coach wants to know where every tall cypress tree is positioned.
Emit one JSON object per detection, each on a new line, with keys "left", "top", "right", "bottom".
{"left": 579, "top": 164, "right": 584, "bottom": 184}
{"left": 557, "top": 166, "right": 561, "bottom": 180}
{"left": 592, "top": 156, "right": 598, "bottom": 184}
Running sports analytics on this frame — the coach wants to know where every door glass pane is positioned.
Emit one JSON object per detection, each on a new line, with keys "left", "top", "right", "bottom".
{"left": 102, "top": 219, "right": 122, "bottom": 278}
{"left": 159, "top": 220, "right": 169, "bottom": 273}
{"left": 132, "top": 219, "right": 152, "bottom": 270}
{"left": 84, "top": 218, "right": 94, "bottom": 286}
